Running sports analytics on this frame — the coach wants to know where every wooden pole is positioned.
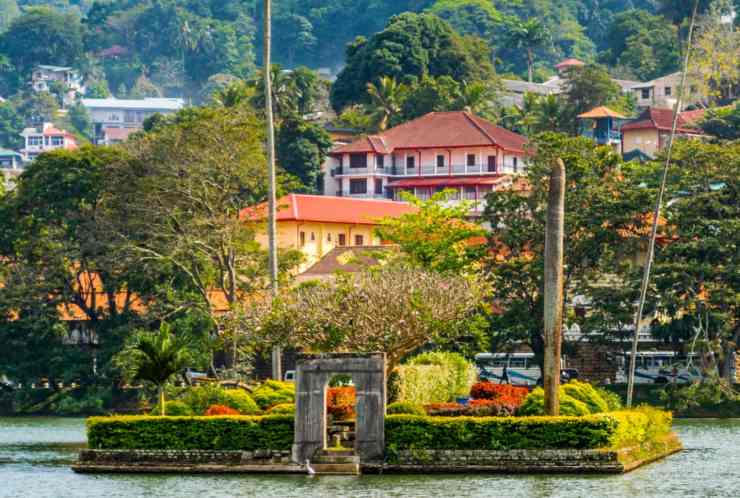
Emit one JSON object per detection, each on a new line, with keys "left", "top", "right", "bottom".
{"left": 263, "top": 0, "right": 281, "bottom": 380}
{"left": 543, "top": 158, "right": 565, "bottom": 416}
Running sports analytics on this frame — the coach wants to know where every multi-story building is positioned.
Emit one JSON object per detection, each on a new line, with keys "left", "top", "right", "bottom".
{"left": 629, "top": 72, "right": 704, "bottom": 110}
{"left": 247, "top": 194, "right": 416, "bottom": 272}
{"left": 31, "top": 65, "right": 85, "bottom": 105}
{"left": 19, "top": 123, "right": 78, "bottom": 162}
{"left": 0, "top": 149, "right": 24, "bottom": 189}
{"left": 81, "top": 97, "right": 185, "bottom": 144}
{"left": 322, "top": 111, "right": 528, "bottom": 214}
{"left": 621, "top": 107, "right": 705, "bottom": 158}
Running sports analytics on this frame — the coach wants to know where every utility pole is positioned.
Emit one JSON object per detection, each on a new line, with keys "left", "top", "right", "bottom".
{"left": 263, "top": 0, "right": 281, "bottom": 380}
{"left": 543, "top": 158, "right": 565, "bottom": 416}
{"left": 626, "top": 0, "right": 699, "bottom": 407}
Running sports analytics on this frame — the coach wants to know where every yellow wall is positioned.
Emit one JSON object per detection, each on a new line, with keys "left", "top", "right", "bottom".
{"left": 622, "top": 129, "right": 660, "bottom": 157}
{"left": 256, "top": 221, "right": 382, "bottom": 272}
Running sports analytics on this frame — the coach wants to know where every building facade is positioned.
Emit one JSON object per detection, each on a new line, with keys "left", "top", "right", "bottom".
{"left": 31, "top": 65, "right": 85, "bottom": 105}
{"left": 621, "top": 108, "right": 704, "bottom": 158}
{"left": 629, "top": 72, "right": 704, "bottom": 110}
{"left": 322, "top": 111, "right": 528, "bottom": 214}
{"left": 20, "top": 123, "right": 78, "bottom": 162}
{"left": 81, "top": 98, "right": 185, "bottom": 144}
{"left": 247, "top": 194, "right": 415, "bottom": 272}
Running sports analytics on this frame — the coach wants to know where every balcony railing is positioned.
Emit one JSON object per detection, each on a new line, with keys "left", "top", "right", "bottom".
{"left": 390, "top": 164, "right": 498, "bottom": 176}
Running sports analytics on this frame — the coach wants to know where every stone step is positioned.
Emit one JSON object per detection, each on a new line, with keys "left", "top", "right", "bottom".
{"left": 313, "top": 454, "right": 360, "bottom": 464}
{"left": 310, "top": 463, "right": 360, "bottom": 475}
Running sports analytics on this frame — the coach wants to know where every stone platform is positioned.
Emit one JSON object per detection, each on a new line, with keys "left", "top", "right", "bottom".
{"left": 72, "top": 434, "right": 681, "bottom": 475}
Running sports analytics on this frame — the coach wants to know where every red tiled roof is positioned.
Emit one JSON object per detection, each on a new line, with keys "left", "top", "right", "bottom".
{"left": 242, "top": 194, "right": 416, "bottom": 225}
{"left": 555, "top": 58, "right": 585, "bottom": 69}
{"left": 386, "top": 175, "right": 512, "bottom": 189}
{"left": 679, "top": 108, "right": 706, "bottom": 125}
{"left": 621, "top": 108, "right": 701, "bottom": 134}
{"left": 333, "top": 112, "right": 528, "bottom": 155}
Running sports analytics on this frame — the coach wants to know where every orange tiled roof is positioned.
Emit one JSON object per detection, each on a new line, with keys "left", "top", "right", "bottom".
{"left": 577, "top": 106, "right": 626, "bottom": 119}
{"left": 333, "top": 112, "right": 528, "bottom": 155}
{"left": 555, "top": 58, "right": 585, "bottom": 69}
{"left": 243, "top": 194, "right": 417, "bottom": 225}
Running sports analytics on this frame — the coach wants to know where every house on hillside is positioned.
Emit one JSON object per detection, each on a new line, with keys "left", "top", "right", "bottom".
{"left": 621, "top": 108, "right": 705, "bottom": 158}
{"left": 20, "top": 123, "right": 78, "bottom": 162}
{"left": 577, "top": 106, "right": 627, "bottom": 149}
{"left": 322, "top": 111, "right": 528, "bottom": 214}
{"left": 0, "top": 149, "right": 24, "bottom": 189}
{"left": 31, "top": 65, "right": 85, "bottom": 105}
{"left": 81, "top": 97, "right": 185, "bottom": 144}
{"left": 629, "top": 72, "right": 704, "bottom": 110}
{"left": 244, "top": 194, "right": 416, "bottom": 272}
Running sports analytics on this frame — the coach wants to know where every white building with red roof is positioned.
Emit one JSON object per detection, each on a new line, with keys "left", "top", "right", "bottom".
{"left": 322, "top": 111, "right": 528, "bottom": 213}
{"left": 20, "top": 122, "right": 78, "bottom": 163}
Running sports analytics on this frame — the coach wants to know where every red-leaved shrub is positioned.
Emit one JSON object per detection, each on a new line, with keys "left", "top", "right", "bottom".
{"left": 327, "top": 386, "right": 356, "bottom": 420}
{"left": 469, "top": 382, "right": 528, "bottom": 413}
{"left": 424, "top": 402, "right": 467, "bottom": 417}
{"left": 204, "top": 404, "right": 240, "bottom": 416}
{"left": 467, "top": 398, "right": 516, "bottom": 416}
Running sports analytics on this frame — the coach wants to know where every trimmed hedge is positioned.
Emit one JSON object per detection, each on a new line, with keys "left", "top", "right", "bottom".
{"left": 385, "top": 409, "right": 671, "bottom": 451}
{"left": 87, "top": 415, "right": 293, "bottom": 451}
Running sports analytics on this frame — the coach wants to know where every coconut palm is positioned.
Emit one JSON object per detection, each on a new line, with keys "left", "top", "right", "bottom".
{"left": 119, "top": 324, "right": 190, "bottom": 416}
{"left": 507, "top": 19, "right": 550, "bottom": 83}
{"left": 455, "top": 80, "right": 497, "bottom": 117}
{"left": 365, "top": 76, "right": 407, "bottom": 131}
{"left": 533, "top": 94, "right": 565, "bottom": 133}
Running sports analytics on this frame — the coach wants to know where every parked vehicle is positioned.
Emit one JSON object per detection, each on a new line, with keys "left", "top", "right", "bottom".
{"left": 475, "top": 353, "right": 577, "bottom": 387}
{"left": 614, "top": 352, "right": 702, "bottom": 384}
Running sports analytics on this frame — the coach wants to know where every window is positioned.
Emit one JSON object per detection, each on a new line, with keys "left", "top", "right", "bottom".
{"left": 50, "top": 136, "right": 64, "bottom": 146}
{"left": 416, "top": 187, "right": 431, "bottom": 200}
{"left": 354, "top": 234, "right": 364, "bottom": 246}
{"left": 27, "top": 136, "right": 43, "bottom": 146}
{"left": 406, "top": 155, "right": 415, "bottom": 169}
{"left": 349, "top": 178, "right": 367, "bottom": 194}
{"left": 310, "top": 232, "right": 315, "bottom": 241}
{"left": 641, "top": 88, "right": 650, "bottom": 99}
{"left": 467, "top": 154, "right": 476, "bottom": 166}
{"left": 299, "top": 231, "right": 306, "bottom": 247}
{"left": 376, "top": 155, "right": 384, "bottom": 168}
{"left": 436, "top": 154, "right": 446, "bottom": 168}
{"left": 487, "top": 156, "right": 497, "bottom": 172}
{"left": 338, "top": 233, "right": 346, "bottom": 246}
{"left": 513, "top": 157, "right": 519, "bottom": 173}
{"left": 349, "top": 153, "right": 367, "bottom": 169}
{"left": 464, "top": 186, "right": 476, "bottom": 200}
{"left": 374, "top": 179, "right": 383, "bottom": 195}
{"left": 664, "top": 86, "right": 672, "bottom": 96}
{"left": 327, "top": 233, "right": 332, "bottom": 242}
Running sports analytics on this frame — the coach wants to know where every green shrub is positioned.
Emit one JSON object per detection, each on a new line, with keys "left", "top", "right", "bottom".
{"left": 222, "top": 390, "right": 260, "bottom": 415}
{"left": 160, "top": 400, "right": 194, "bottom": 416}
{"left": 396, "top": 364, "right": 450, "bottom": 405}
{"left": 267, "top": 403, "right": 295, "bottom": 415}
{"left": 595, "top": 386, "right": 623, "bottom": 411}
{"left": 385, "top": 409, "right": 672, "bottom": 452}
{"left": 387, "top": 401, "right": 425, "bottom": 416}
{"left": 562, "top": 382, "right": 609, "bottom": 413}
{"left": 252, "top": 381, "right": 295, "bottom": 410}
{"left": 407, "top": 352, "right": 477, "bottom": 397}
{"left": 518, "top": 382, "right": 614, "bottom": 417}
{"left": 87, "top": 415, "right": 294, "bottom": 450}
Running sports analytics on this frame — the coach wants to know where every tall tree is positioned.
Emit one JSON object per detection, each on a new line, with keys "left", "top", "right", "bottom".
{"left": 365, "top": 76, "right": 407, "bottom": 131}
{"left": 275, "top": 115, "right": 333, "bottom": 193}
{"left": 331, "top": 12, "right": 495, "bottom": 111}
{"left": 506, "top": 18, "right": 550, "bottom": 83}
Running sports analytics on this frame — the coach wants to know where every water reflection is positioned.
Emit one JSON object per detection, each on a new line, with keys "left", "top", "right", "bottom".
{"left": 0, "top": 417, "right": 738, "bottom": 498}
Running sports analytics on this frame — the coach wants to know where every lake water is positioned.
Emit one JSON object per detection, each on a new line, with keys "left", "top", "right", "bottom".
{"left": 0, "top": 417, "right": 738, "bottom": 498}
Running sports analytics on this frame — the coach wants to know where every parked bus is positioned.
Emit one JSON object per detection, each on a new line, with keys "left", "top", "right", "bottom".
{"left": 614, "top": 352, "right": 702, "bottom": 384}
{"left": 474, "top": 353, "right": 576, "bottom": 387}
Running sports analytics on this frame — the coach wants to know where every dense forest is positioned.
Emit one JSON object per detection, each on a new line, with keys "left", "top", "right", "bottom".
{"left": 3, "top": 0, "right": 737, "bottom": 99}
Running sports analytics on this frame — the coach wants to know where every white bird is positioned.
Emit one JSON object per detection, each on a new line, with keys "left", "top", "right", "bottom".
{"left": 305, "top": 458, "right": 316, "bottom": 475}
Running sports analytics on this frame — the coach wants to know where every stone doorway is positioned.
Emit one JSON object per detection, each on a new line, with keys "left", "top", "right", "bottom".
{"left": 292, "top": 353, "right": 386, "bottom": 463}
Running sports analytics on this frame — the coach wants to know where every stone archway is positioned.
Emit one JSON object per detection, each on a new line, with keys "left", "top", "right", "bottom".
{"left": 292, "top": 353, "right": 386, "bottom": 463}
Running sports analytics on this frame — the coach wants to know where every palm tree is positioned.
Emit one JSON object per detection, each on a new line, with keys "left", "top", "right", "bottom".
{"left": 533, "top": 94, "right": 564, "bottom": 133}
{"left": 251, "top": 65, "right": 299, "bottom": 120}
{"left": 212, "top": 81, "right": 254, "bottom": 108}
{"left": 455, "top": 80, "right": 497, "bottom": 117}
{"left": 502, "top": 91, "right": 540, "bottom": 135}
{"left": 365, "top": 76, "right": 407, "bottom": 131}
{"left": 507, "top": 19, "right": 550, "bottom": 83}
{"left": 120, "top": 324, "right": 190, "bottom": 416}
